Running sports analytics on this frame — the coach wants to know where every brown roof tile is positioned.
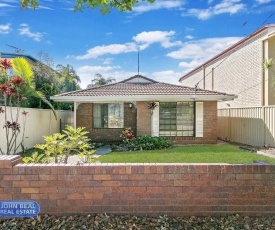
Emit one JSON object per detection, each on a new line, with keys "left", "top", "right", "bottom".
{"left": 55, "top": 80, "right": 234, "bottom": 97}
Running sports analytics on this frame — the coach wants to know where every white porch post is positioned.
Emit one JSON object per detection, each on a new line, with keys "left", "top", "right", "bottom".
{"left": 74, "top": 101, "right": 77, "bottom": 129}
{"left": 151, "top": 102, "right": 160, "bottom": 137}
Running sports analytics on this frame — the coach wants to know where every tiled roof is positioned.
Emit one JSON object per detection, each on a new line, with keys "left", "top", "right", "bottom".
{"left": 54, "top": 77, "right": 234, "bottom": 98}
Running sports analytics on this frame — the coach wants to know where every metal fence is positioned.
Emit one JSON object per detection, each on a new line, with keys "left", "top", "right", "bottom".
{"left": 218, "top": 106, "right": 275, "bottom": 147}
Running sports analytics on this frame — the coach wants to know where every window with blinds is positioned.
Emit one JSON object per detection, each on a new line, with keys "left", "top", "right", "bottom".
{"left": 93, "top": 103, "right": 124, "bottom": 128}
{"left": 159, "top": 102, "right": 194, "bottom": 136}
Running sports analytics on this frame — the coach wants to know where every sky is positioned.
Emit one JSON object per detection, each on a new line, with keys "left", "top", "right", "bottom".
{"left": 0, "top": 0, "right": 275, "bottom": 89}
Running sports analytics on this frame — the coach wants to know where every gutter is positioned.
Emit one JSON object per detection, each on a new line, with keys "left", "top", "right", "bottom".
{"left": 50, "top": 94, "right": 237, "bottom": 103}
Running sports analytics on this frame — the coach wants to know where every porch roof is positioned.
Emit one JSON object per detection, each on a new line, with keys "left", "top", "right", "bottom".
{"left": 50, "top": 75, "right": 237, "bottom": 102}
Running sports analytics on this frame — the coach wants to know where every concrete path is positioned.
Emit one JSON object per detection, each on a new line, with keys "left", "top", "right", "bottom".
{"left": 67, "top": 145, "right": 112, "bottom": 164}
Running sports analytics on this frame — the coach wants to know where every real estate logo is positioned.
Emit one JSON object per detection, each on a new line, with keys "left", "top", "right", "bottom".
{"left": 0, "top": 200, "right": 40, "bottom": 217}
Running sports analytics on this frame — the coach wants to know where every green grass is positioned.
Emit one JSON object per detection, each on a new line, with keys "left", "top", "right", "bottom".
{"left": 98, "top": 144, "right": 275, "bottom": 163}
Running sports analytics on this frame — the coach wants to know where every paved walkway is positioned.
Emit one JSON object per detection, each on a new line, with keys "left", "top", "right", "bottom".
{"left": 67, "top": 145, "right": 112, "bottom": 164}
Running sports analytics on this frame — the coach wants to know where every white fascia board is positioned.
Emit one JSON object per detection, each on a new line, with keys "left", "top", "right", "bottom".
{"left": 261, "top": 29, "right": 275, "bottom": 41}
{"left": 50, "top": 94, "right": 237, "bottom": 102}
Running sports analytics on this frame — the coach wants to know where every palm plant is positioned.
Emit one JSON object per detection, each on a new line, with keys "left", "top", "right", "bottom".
{"left": 87, "top": 73, "right": 115, "bottom": 88}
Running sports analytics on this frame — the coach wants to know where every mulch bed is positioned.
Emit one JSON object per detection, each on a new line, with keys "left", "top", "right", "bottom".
{"left": 0, "top": 214, "right": 275, "bottom": 229}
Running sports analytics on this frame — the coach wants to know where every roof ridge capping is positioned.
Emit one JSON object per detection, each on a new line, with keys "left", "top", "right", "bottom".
{"left": 119, "top": 75, "right": 158, "bottom": 83}
{"left": 179, "top": 24, "right": 275, "bottom": 82}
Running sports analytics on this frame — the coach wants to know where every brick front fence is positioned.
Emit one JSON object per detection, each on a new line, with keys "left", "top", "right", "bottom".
{"left": 0, "top": 156, "right": 274, "bottom": 216}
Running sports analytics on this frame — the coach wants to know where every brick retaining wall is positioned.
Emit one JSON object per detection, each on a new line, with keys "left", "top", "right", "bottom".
{"left": 0, "top": 156, "right": 274, "bottom": 216}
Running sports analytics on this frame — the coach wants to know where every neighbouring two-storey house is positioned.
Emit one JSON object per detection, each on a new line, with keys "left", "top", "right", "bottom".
{"left": 179, "top": 24, "right": 275, "bottom": 146}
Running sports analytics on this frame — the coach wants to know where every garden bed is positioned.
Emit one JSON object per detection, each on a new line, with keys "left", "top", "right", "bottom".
{"left": 0, "top": 214, "right": 274, "bottom": 229}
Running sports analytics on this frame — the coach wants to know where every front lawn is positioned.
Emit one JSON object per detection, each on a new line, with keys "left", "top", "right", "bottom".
{"left": 98, "top": 144, "right": 275, "bottom": 163}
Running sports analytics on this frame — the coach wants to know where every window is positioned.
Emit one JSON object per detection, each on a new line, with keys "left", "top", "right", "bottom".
{"left": 159, "top": 102, "right": 194, "bottom": 136}
{"left": 93, "top": 103, "right": 124, "bottom": 128}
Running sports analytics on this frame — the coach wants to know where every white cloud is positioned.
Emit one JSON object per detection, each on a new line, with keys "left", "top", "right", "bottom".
{"left": 77, "top": 65, "right": 118, "bottom": 73}
{"left": 76, "top": 65, "right": 137, "bottom": 88}
{"left": 133, "top": 31, "right": 182, "bottom": 48}
{"left": 76, "top": 43, "right": 139, "bottom": 60}
{"left": 185, "top": 27, "right": 195, "bottom": 32}
{"left": 151, "top": 70, "right": 182, "bottom": 85}
{"left": 179, "top": 59, "right": 203, "bottom": 68}
{"left": 167, "top": 37, "right": 243, "bottom": 60}
{"left": 18, "top": 24, "right": 43, "bottom": 42}
{"left": 0, "top": 23, "right": 11, "bottom": 34}
{"left": 0, "top": 3, "right": 15, "bottom": 7}
{"left": 102, "top": 58, "right": 114, "bottom": 65}
{"left": 255, "top": 0, "right": 272, "bottom": 3}
{"left": 76, "top": 30, "right": 180, "bottom": 59}
{"left": 214, "top": 0, "right": 245, "bottom": 14}
{"left": 185, "top": 35, "right": 194, "bottom": 39}
{"left": 133, "top": 0, "right": 184, "bottom": 14}
{"left": 182, "top": 0, "right": 246, "bottom": 20}
{"left": 37, "top": 5, "right": 54, "bottom": 10}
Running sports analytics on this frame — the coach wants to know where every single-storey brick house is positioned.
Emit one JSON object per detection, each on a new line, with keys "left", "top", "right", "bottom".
{"left": 51, "top": 75, "right": 236, "bottom": 144}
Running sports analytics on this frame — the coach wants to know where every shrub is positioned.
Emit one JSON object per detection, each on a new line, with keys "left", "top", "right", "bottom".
{"left": 23, "top": 126, "right": 95, "bottom": 163}
{"left": 125, "top": 136, "right": 173, "bottom": 151}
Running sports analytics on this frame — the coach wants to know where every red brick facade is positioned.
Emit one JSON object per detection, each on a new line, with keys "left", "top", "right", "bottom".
{"left": 76, "top": 101, "right": 218, "bottom": 144}
{"left": 0, "top": 156, "right": 274, "bottom": 216}
{"left": 136, "top": 101, "right": 152, "bottom": 136}
{"left": 76, "top": 103, "right": 137, "bottom": 143}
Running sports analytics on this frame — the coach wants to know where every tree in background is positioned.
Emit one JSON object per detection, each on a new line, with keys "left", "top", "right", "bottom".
{"left": 29, "top": 51, "right": 61, "bottom": 109}
{"left": 29, "top": 52, "right": 81, "bottom": 110}
{"left": 56, "top": 64, "right": 81, "bottom": 92}
{"left": 87, "top": 73, "right": 115, "bottom": 88}
{"left": 21, "top": 0, "right": 155, "bottom": 13}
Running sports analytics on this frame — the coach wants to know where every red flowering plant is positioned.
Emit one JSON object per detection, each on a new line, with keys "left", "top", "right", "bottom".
{"left": 0, "top": 58, "right": 31, "bottom": 155}
{"left": 120, "top": 127, "right": 135, "bottom": 143}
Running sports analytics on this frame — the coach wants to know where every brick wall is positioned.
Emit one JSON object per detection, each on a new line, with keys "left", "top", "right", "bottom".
{"left": 77, "top": 103, "right": 136, "bottom": 143}
{"left": 0, "top": 156, "right": 274, "bottom": 216}
{"left": 136, "top": 101, "right": 151, "bottom": 136}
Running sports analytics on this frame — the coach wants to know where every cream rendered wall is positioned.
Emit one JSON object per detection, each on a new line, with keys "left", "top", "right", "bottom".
{"left": 0, "top": 107, "right": 73, "bottom": 154}
{"left": 181, "top": 29, "right": 273, "bottom": 109}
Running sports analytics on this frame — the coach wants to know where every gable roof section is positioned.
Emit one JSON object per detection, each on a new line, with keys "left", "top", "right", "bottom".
{"left": 179, "top": 24, "right": 275, "bottom": 82}
{"left": 120, "top": 75, "right": 158, "bottom": 83}
{"left": 51, "top": 75, "right": 236, "bottom": 102}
